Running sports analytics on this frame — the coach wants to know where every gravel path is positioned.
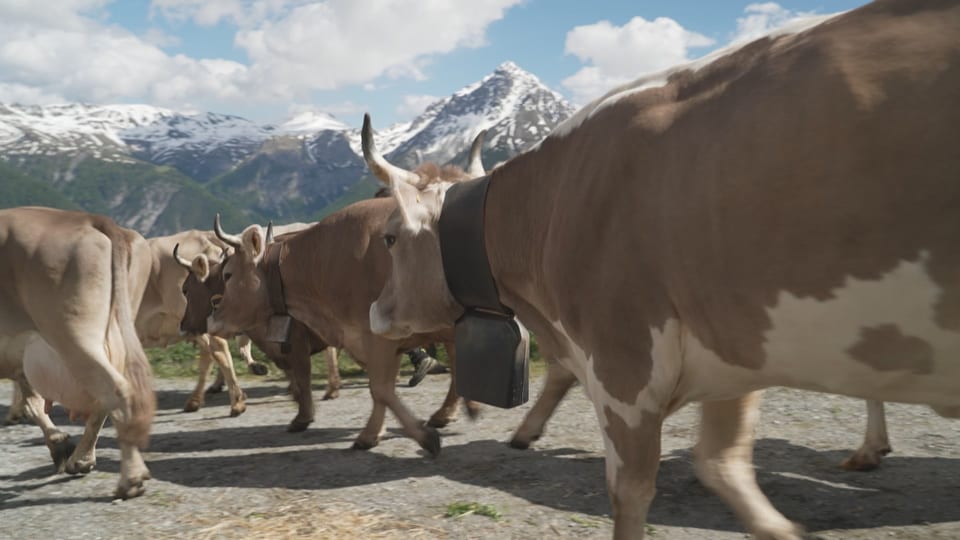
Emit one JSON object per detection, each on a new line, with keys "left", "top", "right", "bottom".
{"left": 1, "top": 373, "right": 958, "bottom": 539}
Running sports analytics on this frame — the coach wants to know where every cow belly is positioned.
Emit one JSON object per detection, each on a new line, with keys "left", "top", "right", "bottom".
{"left": 759, "top": 255, "right": 960, "bottom": 408}
{"left": 0, "top": 333, "right": 31, "bottom": 379}
{"left": 21, "top": 334, "right": 95, "bottom": 412}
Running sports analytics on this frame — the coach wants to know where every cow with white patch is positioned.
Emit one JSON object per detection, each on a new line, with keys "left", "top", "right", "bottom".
{"left": 176, "top": 240, "right": 342, "bottom": 432}
{"left": 0, "top": 207, "right": 156, "bottom": 499}
{"left": 367, "top": 1, "right": 960, "bottom": 537}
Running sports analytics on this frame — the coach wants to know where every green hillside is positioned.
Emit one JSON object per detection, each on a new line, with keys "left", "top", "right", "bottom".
{"left": 0, "top": 161, "right": 81, "bottom": 211}
{"left": 0, "top": 156, "right": 259, "bottom": 235}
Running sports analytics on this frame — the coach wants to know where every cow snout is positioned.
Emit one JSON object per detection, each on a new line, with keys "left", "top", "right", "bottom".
{"left": 369, "top": 301, "right": 411, "bottom": 339}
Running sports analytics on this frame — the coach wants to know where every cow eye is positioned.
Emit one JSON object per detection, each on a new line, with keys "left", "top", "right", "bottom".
{"left": 223, "top": 272, "right": 233, "bottom": 282}
{"left": 383, "top": 234, "right": 396, "bottom": 249}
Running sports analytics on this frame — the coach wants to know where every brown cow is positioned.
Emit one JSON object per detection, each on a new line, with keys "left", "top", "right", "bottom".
{"left": 138, "top": 230, "right": 251, "bottom": 416}
{"left": 367, "top": 1, "right": 960, "bottom": 538}
{"left": 204, "top": 197, "right": 481, "bottom": 453}
{"left": 0, "top": 207, "right": 155, "bottom": 499}
{"left": 176, "top": 242, "right": 341, "bottom": 432}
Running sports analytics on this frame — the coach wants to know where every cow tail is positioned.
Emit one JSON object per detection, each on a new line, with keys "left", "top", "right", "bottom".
{"left": 109, "top": 233, "right": 156, "bottom": 449}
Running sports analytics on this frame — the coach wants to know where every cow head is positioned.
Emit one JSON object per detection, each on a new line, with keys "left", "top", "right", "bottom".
{"left": 363, "top": 113, "right": 486, "bottom": 338}
{"left": 174, "top": 243, "right": 224, "bottom": 336}
{"left": 206, "top": 215, "right": 272, "bottom": 337}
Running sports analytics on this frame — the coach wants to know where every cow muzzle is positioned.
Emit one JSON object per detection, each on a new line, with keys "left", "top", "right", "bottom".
{"left": 369, "top": 301, "right": 412, "bottom": 339}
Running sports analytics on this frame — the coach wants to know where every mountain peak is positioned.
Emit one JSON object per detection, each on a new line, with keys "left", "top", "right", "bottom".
{"left": 493, "top": 60, "right": 526, "bottom": 76}
{"left": 278, "top": 110, "right": 348, "bottom": 134}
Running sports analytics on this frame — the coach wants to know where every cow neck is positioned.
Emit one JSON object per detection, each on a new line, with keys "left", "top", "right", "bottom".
{"left": 262, "top": 241, "right": 288, "bottom": 316}
{"left": 480, "top": 145, "right": 559, "bottom": 320}
{"left": 438, "top": 176, "right": 512, "bottom": 319}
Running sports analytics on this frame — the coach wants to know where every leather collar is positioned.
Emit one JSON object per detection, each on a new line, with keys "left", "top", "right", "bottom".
{"left": 263, "top": 241, "right": 288, "bottom": 317}
{"left": 438, "top": 175, "right": 513, "bottom": 319}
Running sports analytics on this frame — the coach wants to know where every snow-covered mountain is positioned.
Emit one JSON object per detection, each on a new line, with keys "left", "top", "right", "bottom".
{"left": 0, "top": 61, "right": 575, "bottom": 233}
{"left": 377, "top": 61, "right": 576, "bottom": 169}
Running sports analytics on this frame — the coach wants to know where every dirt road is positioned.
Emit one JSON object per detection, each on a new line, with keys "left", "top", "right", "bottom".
{"left": 1, "top": 374, "right": 958, "bottom": 539}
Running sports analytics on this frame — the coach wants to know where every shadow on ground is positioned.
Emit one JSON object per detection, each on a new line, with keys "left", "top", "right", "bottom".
{"left": 62, "top": 428, "right": 960, "bottom": 534}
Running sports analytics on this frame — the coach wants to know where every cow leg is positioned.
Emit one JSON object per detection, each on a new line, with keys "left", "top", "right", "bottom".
{"left": 590, "top": 397, "right": 663, "bottom": 540}
{"left": 237, "top": 334, "right": 268, "bottom": 376}
{"left": 286, "top": 345, "right": 315, "bottom": 433}
{"left": 510, "top": 360, "right": 577, "bottom": 449}
{"left": 64, "top": 411, "right": 108, "bottom": 475}
{"left": 694, "top": 391, "right": 803, "bottom": 540}
{"left": 17, "top": 377, "right": 74, "bottom": 472}
{"left": 427, "top": 341, "right": 462, "bottom": 428}
{"left": 208, "top": 335, "right": 247, "bottom": 417}
{"left": 185, "top": 336, "right": 215, "bottom": 411}
{"left": 842, "top": 400, "right": 891, "bottom": 471}
{"left": 115, "top": 437, "right": 151, "bottom": 499}
{"left": 206, "top": 367, "right": 225, "bottom": 395}
{"left": 354, "top": 344, "right": 439, "bottom": 456}
{"left": 4, "top": 380, "right": 26, "bottom": 425}
{"left": 322, "top": 346, "right": 340, "bottom": 401}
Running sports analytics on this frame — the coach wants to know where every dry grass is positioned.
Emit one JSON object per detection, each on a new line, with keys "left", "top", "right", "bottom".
{"left": 184, "top": 497, "right": 446, "bottom": 539}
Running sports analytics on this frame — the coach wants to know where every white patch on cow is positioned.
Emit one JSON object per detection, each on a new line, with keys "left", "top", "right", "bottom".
{"left": 760, "top": 254, "right": 960, "bottom": 408}
{"left": 548, "top": 12, "right": 842, "bottom": 141}
{"left": 547, "top": 318, "right": 682, "bottom": 471}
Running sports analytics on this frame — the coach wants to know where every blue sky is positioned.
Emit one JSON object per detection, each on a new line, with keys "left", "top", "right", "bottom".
{"left": 0, "top": 0, "right": 869, "bottom": 126}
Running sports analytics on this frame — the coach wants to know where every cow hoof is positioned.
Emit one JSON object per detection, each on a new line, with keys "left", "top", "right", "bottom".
{"left": 419, "top": 425, "right": 441, "bottom": 457}
{"left": 351, "top": 439, "right": 378, "bottom": 451}
{"left": 287, "top": 419, "right": 312, "bottom": 433}
{"left": 322, "top": 389, "right": 340, "bottom": 401}
{"left": 464, "top": 401, "right": 481, "bottom": 420}
{"left": 49, "top": 436, "right": 76, "bottom": 473}
{"left": 205, "top": 384, "right": 224, "bottom": 395}
{"left": 115, "top": 480, "right": 147, "bottom": 500}
{"left": 841, "top": 446, "right": 891, "bottom": 471}
{"left": 426, "top": 414, "right": 452, "bottom": 429}
{"left": 183, "top": 400, "right": 201, "bottom": 413}
{"left": 508, "top": 437, "right": 531, "bottom": 450}
{"left": 229, "top": 404, "right": 247, "bottom": 417}
{"left": 752, "top": 521, "right": 806, "bottom": 540}
{"left": 250, "top": 363, "right": 269, "bottom": 376}
{"left": 65, "top": 457, "right": 96, "bottom": 475}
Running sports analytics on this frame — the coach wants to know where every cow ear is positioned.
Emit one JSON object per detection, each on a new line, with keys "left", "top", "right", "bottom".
{"left": 191, "top": 255, "right": 210, "bottom": 282}
{"left": 392, "top": 179, "right": 439, "bottom": 235}
{"left": 241, "top": 226, "right": 266, "bottom": 261}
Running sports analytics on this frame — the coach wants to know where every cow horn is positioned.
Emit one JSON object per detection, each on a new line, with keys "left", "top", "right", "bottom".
{"left": 466, "top": 129, "right": 487, "bottom": 178}
{"left": 361, "top": 113, "right": 419, "bottom": 187}
{"left": 213, "top": 213, "right": 242, "bottom": 249}
{"left": 265, "top": 221, "right": 275, "bottom": 244}
{"left": 172, "top": 243, "right": 192, "bottom": 270}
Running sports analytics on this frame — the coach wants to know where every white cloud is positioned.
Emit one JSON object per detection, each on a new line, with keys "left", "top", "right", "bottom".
{"left": 561, "top": 3, "right": 830, "bottom": 105}
{"left": 149, "top": 0, "right": 307, "bottom": 27}
{"left": 0, "top": 2, "right": 249, "bottom": 109}
{"left": 396, "top": 94, "right": 440, "bottom": 120}
{"left": 0, "top": 83, "right": 66, "bottom": 105}
{"left": 561, "top": 16, "right": 715, "bottom": 105}
{"left": 731, "top": 3, "right": 816, "bottom": 44}
{"left": 234, "top": 0, "right": 523, "bottom": 96}
{"left": 0, "top": 0, "right": 523, "bottom": 114}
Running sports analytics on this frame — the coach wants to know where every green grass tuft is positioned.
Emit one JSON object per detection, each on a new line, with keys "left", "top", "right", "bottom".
{"left": 445, "top": 501, "right": 501, "bottom": 520}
